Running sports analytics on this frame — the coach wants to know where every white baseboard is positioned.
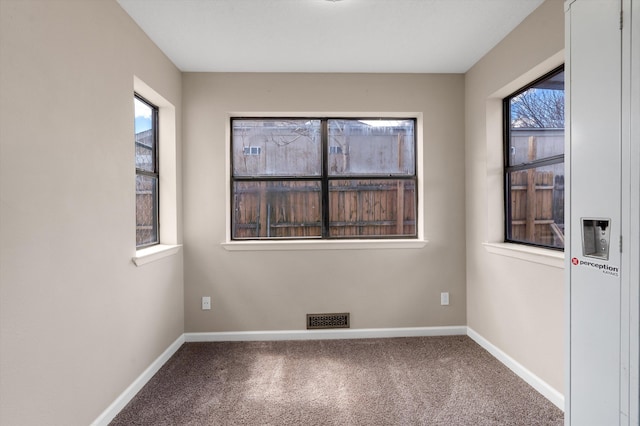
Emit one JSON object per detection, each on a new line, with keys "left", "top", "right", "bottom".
{"left": 94, "top": 326, "right": 563, "bottom": 424}
{"left": 466, "top": 327, "right": 565, "bottom": 411}
{"left": 91, "top": 334, "right": 185, "bottom": 426}
{"left": 184, "top": 325, "right": 468, "bottom": 342}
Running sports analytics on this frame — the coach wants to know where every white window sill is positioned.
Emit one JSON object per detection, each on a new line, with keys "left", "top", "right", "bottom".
{"left": 482, "top": 242, "right": 564, "bottom": 269}
{"left": 133, "top": 244, "right": 182, "bottom": 266}
{"left": 222, "top": 239, "right": 428, "bottom": 251}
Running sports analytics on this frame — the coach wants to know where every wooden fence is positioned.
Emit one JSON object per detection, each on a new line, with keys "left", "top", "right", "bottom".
{"left": 135, "top": 178, "right": 156, "bottom": 246}
{"left": 510, "top": 170, "right": 564, "bottom": 247}
{"left": 233, "top": 180, "right": 416, "bottom": 239}
{"left": 509, "top": 135, "right": 564, "bottom": 248}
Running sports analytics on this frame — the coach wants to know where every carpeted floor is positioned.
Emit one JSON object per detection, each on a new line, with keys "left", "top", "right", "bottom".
{"left": 110, "top": 336, "right": 563, "bottom": 425}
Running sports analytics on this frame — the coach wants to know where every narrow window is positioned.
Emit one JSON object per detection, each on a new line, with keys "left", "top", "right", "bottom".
{"left": 135, "top": 95, "right": 159, "bottom": 247}
{"left": 504, "top": 66, "right": 564, "bottom": 249}
{"left": 231, "top": 118, "right": 417, "bottom": 240}
{"left": 243, "top": 146, "right": 262, "bottom": 155}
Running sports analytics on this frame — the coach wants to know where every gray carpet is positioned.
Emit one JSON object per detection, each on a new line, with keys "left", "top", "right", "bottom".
{"left": 110, "top": 336, "right": 563, "bottom": 425}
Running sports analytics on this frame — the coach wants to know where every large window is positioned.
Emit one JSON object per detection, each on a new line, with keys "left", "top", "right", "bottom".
{"left": 231, "top": 118, "right": 417, "bottom": 240}
{"left": 135, "top": 95, "right": 159, "bottom": 247}
{"left": 504, "top": 66, "right": 564, "bottom": 249}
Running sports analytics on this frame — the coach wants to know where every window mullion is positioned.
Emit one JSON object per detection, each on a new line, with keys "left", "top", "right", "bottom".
{"left": 136, "top": 169, "right": 159, "bottom": 178}
{"left": 321, "top": 119, "right": 329, "bottom": 238}
{"left": 506, "top": 154, "right": 565, "bottom": 172}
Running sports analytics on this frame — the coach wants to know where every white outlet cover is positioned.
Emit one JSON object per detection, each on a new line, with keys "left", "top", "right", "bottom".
{"left": 202, "top": 296, "right": 211, "bottom": 310}
{"left": 440, "top": 292, "right": 449, "bottom": 306}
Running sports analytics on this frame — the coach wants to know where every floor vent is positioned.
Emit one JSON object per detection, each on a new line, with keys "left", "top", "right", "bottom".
{"left": 307, "top": 313, "right": 350, "bottom": 329}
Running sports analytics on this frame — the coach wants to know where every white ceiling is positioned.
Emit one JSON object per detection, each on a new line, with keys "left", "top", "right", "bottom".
{"left": 117, "top": 0, "right": 545, "bottom": 74}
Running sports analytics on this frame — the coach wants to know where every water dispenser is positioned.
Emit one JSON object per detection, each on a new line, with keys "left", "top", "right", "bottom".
{"left": 581, "top": 218, "right": 611, "bottom": 260}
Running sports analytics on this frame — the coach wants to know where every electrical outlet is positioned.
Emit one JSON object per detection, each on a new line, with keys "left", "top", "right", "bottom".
{"left": 202, "top": 296, "right": 211, "bottom": 310}
{"left": 440, "top": 292, "right": 449, "bottom": 306}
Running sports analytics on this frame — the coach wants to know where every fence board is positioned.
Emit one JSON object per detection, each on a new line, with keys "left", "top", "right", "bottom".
{"left": 510, "top": 170, "right": 563, "bottom": 247}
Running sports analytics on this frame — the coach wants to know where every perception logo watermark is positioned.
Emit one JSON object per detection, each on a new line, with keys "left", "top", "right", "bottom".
{"left": 571, "top": 257, "right": 619, "bottom": 276}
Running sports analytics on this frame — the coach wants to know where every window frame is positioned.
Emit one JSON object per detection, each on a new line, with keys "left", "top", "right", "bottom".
{"left": 135, "top": 93, "right": 160, "bottom": 248}
{"left": 503, "top": 65, "right": 565, "bottom": 250}
{"left": 230, "top": 117, "right": 418, "bottom": 241}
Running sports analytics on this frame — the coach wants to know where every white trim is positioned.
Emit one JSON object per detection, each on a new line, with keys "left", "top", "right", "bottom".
{"left": 132, "top": 244, "right": 182, "bottom": 266}
{"left": 94, "top": 326, "right": 564, "bottom": 423}
{"left": 225, "top": 112, "right": 426, "bottom": 244}
{"left": 133, "top": 76, "right": 180, "bottom": 247}
{"left": 483, "top": 52, "right": 565, "bottom": 264}
{"left": 467, "top": 327, "right": 565, "bottom": 411}
{"left": 222, "top": 239, "right": 428, "bottom": 251}
{"left": 90, "top": 334, "right": 185, "bottom": 426}
{"left": 482, "top": 242, "right": 565, "bottom": 269}
{"left": 185, "top": 326, "right": 466, "bottom": 342}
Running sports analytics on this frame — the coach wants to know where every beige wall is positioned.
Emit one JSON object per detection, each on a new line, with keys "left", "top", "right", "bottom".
{"left": 182, "top": 73, "right": 466, "bottom": 332}
{"left": 465, "top": 0, "right": 565, "bottom": 392}
{"left": 0, "top": 1, "right": 183, "bottom": 425}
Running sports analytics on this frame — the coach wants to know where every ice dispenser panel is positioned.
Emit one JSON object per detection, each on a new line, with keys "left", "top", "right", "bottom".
{"left": 581, "top": 218, "right": 611, "bottom": 260}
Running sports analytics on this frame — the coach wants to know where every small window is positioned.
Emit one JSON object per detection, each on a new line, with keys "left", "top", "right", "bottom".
{"left": 243, "top": 146, "right": 262, "bottom": 155}
{"left": 135, "top": 95, "right": 159, "bottom": 247}
{"left": 231, "top": 118, "right": 417, "bottom": 240}
{"left": 504, "top": 66, "right": 565, "bottom": 249}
